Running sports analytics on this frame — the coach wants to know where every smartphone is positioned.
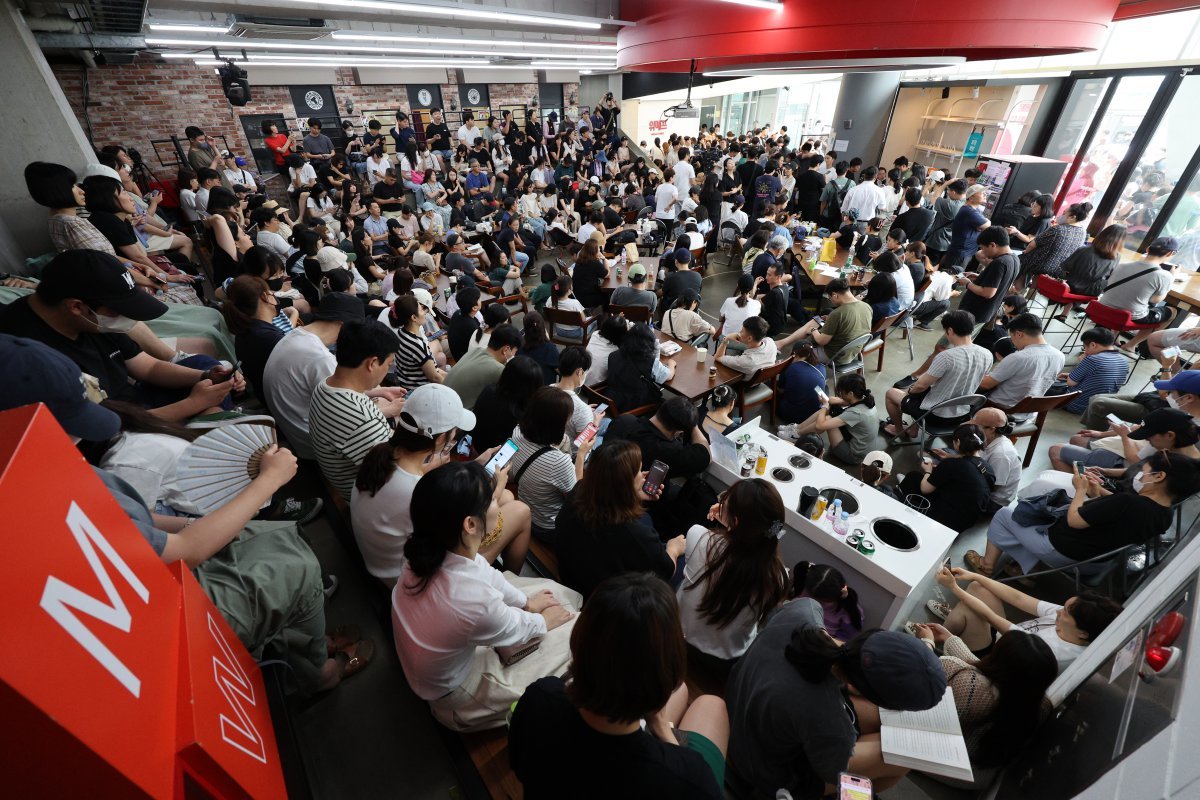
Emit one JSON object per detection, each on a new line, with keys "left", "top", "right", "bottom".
{"left": 1106, "top": 413, "right": 1125, "bottom": 428}
{"left": 573, "top": 422, "right": 599, "bottom": 448}
{"left": 484, "top": 438, "right": 519, "bottom": 476}
{"left": 839, "top": 772, "right": 873, "bottom": 800}
{"left": 642, "top": 459, "right": 670, "bottom": 496}
{"left": 209, "top": 360, "right": 237, "bottom": 383}
{"left": 1073, "top": 461, "right": 1085, "bottom": 477}
{"left": 594, "top": 403, "right": 608, "bottom": 417}
{"left": 942, "top": 556, "right": 952, "bottom": 572}
{"left": 812, "top": 316, "right": 825, "bottom": 327}
{"left": 814, "top": 387, "right": 829, "bottom": 404}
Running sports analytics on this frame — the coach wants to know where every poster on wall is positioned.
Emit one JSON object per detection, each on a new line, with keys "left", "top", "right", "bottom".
{"left": 288, "top": 86, "right": 337, "bottom": 127}
{"left": 406, "top": 84, "right": 443, "bottom": 111}
{"left": 458, "top": 84, "right": 490, "bottom": 118}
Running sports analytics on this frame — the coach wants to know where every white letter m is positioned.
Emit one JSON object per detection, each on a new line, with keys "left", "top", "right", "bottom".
{"left": 39, "top": 502, "right": 149, "bottom": 697}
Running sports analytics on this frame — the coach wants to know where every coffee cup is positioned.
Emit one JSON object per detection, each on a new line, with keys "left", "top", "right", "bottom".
{"left": 696, "top": 347, "right": 708, "bottom": 362}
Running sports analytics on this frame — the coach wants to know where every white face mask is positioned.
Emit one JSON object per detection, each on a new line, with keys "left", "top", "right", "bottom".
{"left": 93, "top": 311, "right": 137, "bottom": 333}
{"left": 1166, "top": 395, "right": 1182, "bottom": 410}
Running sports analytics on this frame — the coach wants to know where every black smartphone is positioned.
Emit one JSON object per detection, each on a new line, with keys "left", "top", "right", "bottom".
{"left": 642, "top": 460, "right": 669, "bottom": 496}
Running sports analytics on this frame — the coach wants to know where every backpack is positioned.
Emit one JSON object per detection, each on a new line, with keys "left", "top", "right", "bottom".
{"left": 833, "top": 177, "right": 853, "bottom": 210}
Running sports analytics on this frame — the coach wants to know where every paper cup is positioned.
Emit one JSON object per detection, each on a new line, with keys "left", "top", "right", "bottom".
{"left": 695, "top": 347, "right": 708, "bottom": 362}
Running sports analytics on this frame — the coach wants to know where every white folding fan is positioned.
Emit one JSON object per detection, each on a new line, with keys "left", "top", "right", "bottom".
{"left": 175, "top": 424, "right": 277, "bottom": 514}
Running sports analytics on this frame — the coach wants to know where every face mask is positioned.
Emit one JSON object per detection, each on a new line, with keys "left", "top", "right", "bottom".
{"left": 1166, "top": 395, "right": 1182, "bottom": 410}
{"left": 1133, "top": 473, "right": 1152, "bottom": 493}
{"left": 95, "top": 312, "right": 137, "bottom": 333}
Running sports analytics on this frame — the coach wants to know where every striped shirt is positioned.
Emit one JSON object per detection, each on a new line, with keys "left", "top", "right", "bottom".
{"left": 392, "top": 327, "right": 434, "bottom": 391}
{"left": 1066, "top": 350, "right": 1129, "bottom": 413}
{"left": 309, "top": 381, "right": 392, "bottom": 500}
{"left": 271, "top": 311, "right": 294, "bottom": 334}
{"left": 509, "top": 428, "right": 576, "bottom": 531}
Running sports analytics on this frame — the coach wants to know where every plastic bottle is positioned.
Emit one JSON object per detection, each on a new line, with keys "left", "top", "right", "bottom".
{"left": 833, "top": 510, "right": 849, "bottom": 536}
{"left": 827, "top": 498, "right": 842, "bottom": 524}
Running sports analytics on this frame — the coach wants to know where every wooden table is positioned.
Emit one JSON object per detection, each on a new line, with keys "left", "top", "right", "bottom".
{"left": 788, "top": 245, "right": 867, "bottom": 288}
{"left": 601, "top": 262, "right": 657, "bottom": 293}
{"left": 1167, "top": 271, "right": 1200, "bottom": 322}
{"left": 655, "top": 330, "right": 741, "bottom": 402}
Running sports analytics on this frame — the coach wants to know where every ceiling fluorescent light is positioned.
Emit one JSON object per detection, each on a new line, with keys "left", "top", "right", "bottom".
{"left": 146, "top": 36, "right": 615, "bottom": 62}
{"left": 330, "top": 31, "right": 617, "bottom": 49}
{"left": 147, "top": 22, "right": 231, "bottom": 33}
{"left": 529, "top": 62, "right": 613, "bottom": 69}
{"left": 716, "top": 0, "right": 782, "bottom": 8}
{"left": 290, "top": 0, "right": 601, "bottom": 29}
{"left": 194, "top": 59, "right": 551, "bottom": 70}
{"left": 244, "top": 53, "right": 490, "bottom": 65}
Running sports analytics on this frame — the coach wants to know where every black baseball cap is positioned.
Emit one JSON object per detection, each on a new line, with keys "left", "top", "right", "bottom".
{"left": 310, "top": 292, "right": 366, "bottom": 323}
{"left": 858, "top": 630, "right": 946, "bottom": 711}
{"left": 37, "top": 250, "right": 167, "bottom": 321}
{"left": 1130, "top": 408, "right": 1199, "bottom": 445}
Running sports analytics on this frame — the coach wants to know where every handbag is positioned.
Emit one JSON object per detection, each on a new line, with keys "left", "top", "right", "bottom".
{"left": 1011, "top": 489, "right": 1071, "bottom": 527}
{"left": 495, "top": 637, "right": 542, "bottom": 667}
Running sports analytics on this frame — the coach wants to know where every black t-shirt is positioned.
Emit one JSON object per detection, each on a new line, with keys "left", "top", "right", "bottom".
{"left": 924, "top": 456, "right": 993, "bottom": 533}
{"left": 605, "top": 414, "right": 711, "bottom": 477}
{"left": 661, "top": 269, "right": 703, "bottom": 311}
{"left": 372, "top": 181, "right": 404, "bottom": 204}
{"left": 554, "top": 494, "right": 674, "bottom": 600}
{"left": 759, "top": 284, "right": 789, "bottom": 335}
{"left": 572, "top": 259, "right": 608, "bottom": 309}
{"left": 423, "top": 122, "right": 451, "bottom": 151}
{"left": 495, "top": 226, "right": 518, "bottom": 253}
{"left": 0, "top": 296, "right": 142, "bottom": 402}
{"left": 509, "top": 676, "right": 722, "bottom": 800}
{"left": 892, "top": 206, "right": 936, "bottom": 243}
{"left": 959, "top": 252, "right": 1020, "bottom": 325}
{"left": 603, "top": 207, "right": 623, "bottom": 229}
{"left": 447, "top": 312, "right": 481, "bottom": 361}
{"left": 86, "top": 210, "right": 138, "bottom": 248}
{"left": 1049, "top": 492, "right": 1173, "bottom": 561}
{"left": 235, "top": 319, "right": 285, "bottom": 405}
{"left": 795, "top": 170, "right": 826, "bottom": 217}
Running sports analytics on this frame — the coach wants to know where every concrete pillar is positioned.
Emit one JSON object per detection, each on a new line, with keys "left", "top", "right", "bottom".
{"left": 829, "top": 72, "right": 901, "bottom": 165}
{"left": 0, "top": 0, "right": 95, "bottom": 265}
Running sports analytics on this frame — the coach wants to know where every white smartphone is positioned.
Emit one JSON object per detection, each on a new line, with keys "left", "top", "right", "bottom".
{"left": 1106, "top": 413, "right": 1125, "bottom": 428}
{"left": 814, "top": 387, "right": 829, "bottom": 404}
{"left": 839, "top": 772, "right": 873, "bottom": 800}
{"left": 594, "top": 403, "right": 608, "bottom": 417}
{"left": 484, "top": 438, "right": 519, "bottom": 476}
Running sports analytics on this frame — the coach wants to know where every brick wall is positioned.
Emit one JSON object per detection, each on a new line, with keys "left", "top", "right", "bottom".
{"left": 50, "top": 57, "right": 578, "bottom": 181}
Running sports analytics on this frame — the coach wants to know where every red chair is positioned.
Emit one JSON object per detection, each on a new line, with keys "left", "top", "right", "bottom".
{"left": 1035, "top": 276, "right": 1097, "bottom": 351}
{"left": 1084, "top": 301, "right": 1174, "bottom": 383}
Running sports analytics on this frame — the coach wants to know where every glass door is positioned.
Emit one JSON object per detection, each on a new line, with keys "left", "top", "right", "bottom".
{"left": 1042, "top": 77, "right": 1111, "bottom": 199}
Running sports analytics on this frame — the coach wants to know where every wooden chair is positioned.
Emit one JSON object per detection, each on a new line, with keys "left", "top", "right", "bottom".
{"left": 989, "top": 392, "right": 1082, "bottom": 468}
{"left": 483, "top": 291, "right": 529, "bottom": 323}
{"left": 690, "top": 246, "right": 708, "bottom": 275}
{"left": 736, "top": 356, "right": 794, "bottom": 423}
{"left": 543, "top": 306, "right": 600, "bottom": 346}
{"left": 606, "top": 302, "right": 652, "bottom": 323}
{"left": 860, "top": 309, "right": 906, "bottom": 372}
{"left": 581, "top": 383, "right": 659, "bottom": 417}
{"left": 718, "top": 220, "right": 743, "bottom": 268}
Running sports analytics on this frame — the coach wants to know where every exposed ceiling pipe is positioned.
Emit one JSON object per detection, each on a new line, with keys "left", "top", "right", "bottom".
{"left": 25, "top": 14, "right": 78, "bottom": 31}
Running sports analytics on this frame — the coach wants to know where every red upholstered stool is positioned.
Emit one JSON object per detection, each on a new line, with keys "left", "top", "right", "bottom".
{"left": 1035, "top": 275, "right": 1096, "bottom": 351}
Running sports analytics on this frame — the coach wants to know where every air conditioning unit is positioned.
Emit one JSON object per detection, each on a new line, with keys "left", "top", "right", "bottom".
{"left": 230, "top": 15, "right": 336, "bottom": 39}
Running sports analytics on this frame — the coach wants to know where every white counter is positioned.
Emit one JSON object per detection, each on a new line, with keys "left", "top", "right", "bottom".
{"left": 708, "top": 420, "right": 959, "bottom": 627}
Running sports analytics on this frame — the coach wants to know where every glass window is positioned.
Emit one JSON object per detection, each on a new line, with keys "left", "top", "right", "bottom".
{"left": 1156, "top": 174, "right": 1200, "bottom": 270}
{"left": 1042, "top": 77, "right": 1111, "bottom": 199}
{"left": 1111, "top": 75, "right": 1200, "bottom": 253}
{"left": 1059, "top": 75, "right": 1164, "bottom": 211}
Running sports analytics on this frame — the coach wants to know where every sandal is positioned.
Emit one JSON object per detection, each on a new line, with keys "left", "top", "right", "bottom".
{"left": 926, "top": 600, "right": 951, "bottom": 620}
{"left": 903, "top": 621, "right": 922, "bottom": 636}
{"left": 882, "top": 422, "right": 907, "bottom": 438}
{"left": 327, "top": 624, "right": 363, "bottom": 655}
{"left": 963, "top": 550, "right": 992, "bottom": 576}
{"left": 335, "top": 639, "right": 376, "bottom": 680}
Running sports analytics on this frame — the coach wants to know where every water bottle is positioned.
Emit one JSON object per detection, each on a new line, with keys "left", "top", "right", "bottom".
{"left": 833, "top": 510, "right": 849, "bottom": 536}
{"left": 828, "top": 498, "right": 842, "bottom": 523}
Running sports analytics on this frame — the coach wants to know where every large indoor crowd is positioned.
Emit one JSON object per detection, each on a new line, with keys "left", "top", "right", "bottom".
{"left": 5, "top": 100, "right": 1200, "bottom": 799}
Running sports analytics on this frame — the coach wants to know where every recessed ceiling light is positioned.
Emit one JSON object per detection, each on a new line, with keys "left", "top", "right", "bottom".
{"left": 147, "top": 22, "right": 231, "bottom": 33}
{"left": 290, "top": 0, "right": 604, "bottom": 29}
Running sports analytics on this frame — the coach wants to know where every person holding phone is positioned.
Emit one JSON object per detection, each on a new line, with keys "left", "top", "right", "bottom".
{"left": 391, "top": 461, "right": 578, "bottom": 731}
{"left": 507, "top": 386, "right": 596, "bottom": 543}
{"left": 353, "top": 383, "right": 531, "bottom": 587}
{"left": 556, "top": 440, "right": 684, "bottom": 600}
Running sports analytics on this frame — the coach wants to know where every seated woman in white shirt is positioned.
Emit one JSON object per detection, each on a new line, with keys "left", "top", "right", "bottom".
{"left": 352, "top": 383, "right": 530, "bottom": 588}
{"left": 717, "top": 274, "right": 763, "bottom": 341}
{"left": 677, "top": 478, "right": 789, "bottom": 679}
{"left": 305, "top": 183, "right": 340, "bottom": 235}
{"left": 391, "top": 460, "right": 580, "bottom": 731}
{"left": 366, "top": 147, "right": 391, "bottom": 188}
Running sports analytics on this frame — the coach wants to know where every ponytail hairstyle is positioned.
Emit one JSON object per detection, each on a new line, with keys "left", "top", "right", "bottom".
{"left": 866, "top": 216, "right": 885, "bottom": 233}
{"left": 784, "top": 626, "right": 880, "bottom": 695}
{"left": 388, "top": 294, "right": 420, "bottom": 330}
{"left": 402, "top": 462, "right": 494, "bottom": 596}
{"left": 734, "top": 273, "right": 754, "bottom": 308}
{"left": 835, "top": 373, "right": 874, "bottom": 409}
{"left": 551, "top": 273, "right": 573, "bottom": 307}
{"left": 355, "top": 418, "right": 448, "bottom": 497}
{"left": 687, "top": 479, "right": 789, "bottom": 629}
{"left": 952, "top": 422, "right": 986, "bottom": 456}
{"left": 791, "top": 561, "right": 863, "bottom": 633}
{"left": 222, "top": 275, "right": 271, "bottom": 335}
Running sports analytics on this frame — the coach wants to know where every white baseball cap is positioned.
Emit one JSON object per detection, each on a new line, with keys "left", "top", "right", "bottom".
{"left": 411, "top": 288, "right": 434, "bottom": 310}
{"left": 398, "top": 384, "right": 476, "bottom": 436}
{"left": 862, "top": 450, "right": 893, "bottom": 472}
{"left": 316, "top": 246, "right": 349, "bottom": 272}
{"left": 80, "top": 163, "right": 122, "bottom": 182}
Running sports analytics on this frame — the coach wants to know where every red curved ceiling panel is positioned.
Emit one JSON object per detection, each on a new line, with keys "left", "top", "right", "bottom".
{"left": 617, "top": 0, "right": 1123, "bottom": 72}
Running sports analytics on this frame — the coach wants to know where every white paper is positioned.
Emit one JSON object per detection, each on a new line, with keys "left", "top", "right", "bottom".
{"left": 1110, "top": 630, "right": 1144, "bottom": 684}
{"left": 834, "top": 139, "right": 850, "bottom": 151}
{"left": 879, "top": 687, "right": 960, "bottom": 735}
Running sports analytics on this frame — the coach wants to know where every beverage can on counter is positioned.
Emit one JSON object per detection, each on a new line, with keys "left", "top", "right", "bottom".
{"left": 709, "top": 365, "right": 718, "bottom": 379}
{"left": 754, "top": 448, "right": 768, "bottom": 476}
{"left": 740, "top": 457, "right": 755, "bottom": 478}
{"left": 845, "top": 534, "right": 861, "bottom": 549}
{"left": 859, "top": 539, "right": 876, "bottom": 557}
{"left": 810, "top": 496, "right": 828, "bottom": 521}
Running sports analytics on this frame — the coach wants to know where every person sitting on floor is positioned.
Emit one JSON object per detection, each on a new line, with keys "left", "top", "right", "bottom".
{"left": 900, "top": 423, "right": 995, "bottom": 533}
{"left": 509, "top": 573, "right": 728, "bottom": 799}
{"left": 391, "top": 461, "right": 579, "bottom": 732}
{"left": 792, "top": 373, "right": 885, "bottom": 465}
{"left": 790, "top": 561, "right": 865, "bottom": 643}
{"left": 923, "top": 566, "right": 1122, "bottom": 666}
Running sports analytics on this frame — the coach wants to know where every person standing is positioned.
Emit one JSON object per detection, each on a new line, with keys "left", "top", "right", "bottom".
{"left": 943, "top": 185, "right": 991, "bottom": 268}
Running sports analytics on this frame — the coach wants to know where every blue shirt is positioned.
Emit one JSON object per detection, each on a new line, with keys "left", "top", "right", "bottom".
{"left": 1066, "top": 350, "right": 1130, "bottom": 413}
{"left": 465, "top": 171, "right": 492, "bottom": 194}
{"left": 949, "top": 204, "right": 988, "bottom": 256}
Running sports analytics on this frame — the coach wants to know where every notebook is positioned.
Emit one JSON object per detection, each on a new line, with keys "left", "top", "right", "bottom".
{"left": 879, "top": 686, "right": 973, "bottom": 782}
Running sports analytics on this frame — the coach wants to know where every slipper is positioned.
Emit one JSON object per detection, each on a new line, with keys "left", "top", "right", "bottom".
{"left": 882, "top": 422, "right": 905, "bottom": 438}
{"left": 926, "top": 600, "right": 951, "bottom": 620}
{"left": 327, "top": 624, "right": 363, "bottom": 655}
{"left": 963, "top": 550, "right": 992, "bottom": 576}
{"left": 335, "top": 639, "right": 376, "bottom": 680}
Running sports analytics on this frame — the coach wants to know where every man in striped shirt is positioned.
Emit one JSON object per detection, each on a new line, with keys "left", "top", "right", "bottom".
{"left": 309, "top": 320, "right": 407, "bottom": 500}
{"left": 1060, "top": 327, "right": 1129, "bottom": 414}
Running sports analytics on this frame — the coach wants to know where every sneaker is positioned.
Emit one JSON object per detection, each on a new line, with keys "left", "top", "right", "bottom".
{"left": 914, "top": 321, "right": 933, "bottom": 331}
{"left": 188, "top": 411, "right": 277, "bottom": 429}
{"left": 926, "top": 599, "right": 951, "bottom": 620}
{"left": 893, "top": 375, "right": 917, "bottom": 390}
{"left": 323, "top": 573, "right": 339, "bottom": 599}
{"left": 262, "top": 497, "right": 324, "bottom": 524}
{"left": 903, "top": 621, "right": 922, "bottom": 636}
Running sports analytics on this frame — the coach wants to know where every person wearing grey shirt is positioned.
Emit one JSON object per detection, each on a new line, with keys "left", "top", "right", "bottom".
{"left": 979, "top": 313, "right": 1065, "bottom": 419}
{"left": 303, "top": 118, "right": 335, "bottom": 162}
{"left": 609, "top": 264, "right": 657, "bottom": 312}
